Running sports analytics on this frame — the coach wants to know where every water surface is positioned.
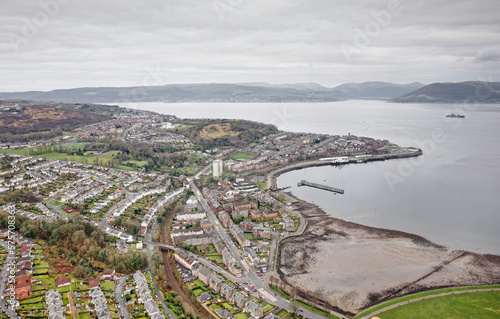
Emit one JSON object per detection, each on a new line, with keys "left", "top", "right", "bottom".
{"left": 118, "top": 100, "right": 500, "bottom": 254}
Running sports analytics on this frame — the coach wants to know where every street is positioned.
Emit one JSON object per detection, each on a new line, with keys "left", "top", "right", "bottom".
{"left": 0, "top": 239, "right": 18, "bottom": 319}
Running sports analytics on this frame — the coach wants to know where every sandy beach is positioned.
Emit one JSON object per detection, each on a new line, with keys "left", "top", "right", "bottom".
{"left": 277, "top": 196, "right": 500, "bottom": 315}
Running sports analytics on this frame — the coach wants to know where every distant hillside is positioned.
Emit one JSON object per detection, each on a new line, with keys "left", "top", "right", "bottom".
{"left": 0, "top": 100, "right": 130, "bottom": 143}
{"left": 0, "top": 83, "right": 348, "bottom": 104}
{"left": 331, "top": 81, "right": 424, "bottom": 100}
{"left": 391, "top": 81, "right": 500, "bottom": 103}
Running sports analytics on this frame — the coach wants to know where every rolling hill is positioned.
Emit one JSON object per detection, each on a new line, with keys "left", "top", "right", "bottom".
{"left": 391, "top": 81, "right": 500, "bottom": 103}
{"left": 0, "top": 82, "right": 429, "bottom": 104}
{"left": 0, "top": 83, "right": 348, "bottom": 104}
{"left": 331, "top": 81, "right": 424, "bottom": 100}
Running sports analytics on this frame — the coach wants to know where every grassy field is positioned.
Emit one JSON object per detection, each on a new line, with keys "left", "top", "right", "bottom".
{"left": 205, "top": 254, "right": 222, "bottom": 261}
{"left": 1, "top": 149, "right": 114, "bottom": 165}
{"left": 257, "top": 182, "right": 267, "bottom": 190}
{"left": 1, "top": 147, "right": 145, "bottom": 172}
{"left": 376, "top": 290, "right": 500, "bottom": 319}
{"left": 234, "top": 312, "right": 248, "bottom": 319}
{"left": 122, "top": 159, "right": 149, "bottom": 166}
{"left": 244, "top": 233, "right": 257, "bottom": 241}
{"left": 199, "top": 123, "right": 239, "bottom": 139}
{"left": 63, "top": 142, "right": 88, "bottom": 149}
{"left": 231, "top": 152, "right": 253, "bottom": 161}
{"left": 98, "top": 151, "right": 120, "bottom": 159}
{"left": 355, "top": 285, "right": 500, "bottom": 318}
{"left": 100, "top": 281, "right": 115, "bottom": 292}
{"left": 0, "top": 148, "right": 32, "bottom": 155}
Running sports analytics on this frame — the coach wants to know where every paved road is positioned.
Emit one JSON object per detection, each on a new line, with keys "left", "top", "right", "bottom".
{"left": 186, "top": 177, "right": 339, "bottom": 319}
{"left": 67, "top": 290, "right": 77, "bottom": 319}
{"left": 0, "top": 239, "right": 18, "bottom": 319}
{"left": 30, "top": 162, "right": 338, "bottom": 319}
{"left": 145, "top": 266, "right": 177, "bottom": 318}
{"left": 114, "top": 275, "right": 130, "bottom": 319}
{"left": 45, "top": 201, "right": 69, "bottom": 221}
{"left": 358, "top": 288, "right": 500, "bottom": 319}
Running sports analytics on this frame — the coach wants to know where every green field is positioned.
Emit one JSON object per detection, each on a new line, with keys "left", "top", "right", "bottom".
{"left": 231, "top": 152, "right": 253, "bottom": 161}
{"left": 222, "top": 302, "right": 234, "bottom": 311}
{"left": 63, "top": 142, "right": 88, "bottom": 149}
{"left": 100, "top": 281, "right": 115, "bottom": 292}
{"left": 244, "top": 233, "right": 257, "bottom": 241}
{"left": 1, "top": 149, "right": 113, "bottom": 166}
{"left": 376, "top": 291, "right": 500, "bottom": 319}
{"left": 263, "top": 304, "right": 275, "bottom": 313}
{"left": 1, "top": 148, "right": 148, "bottom": 171}
{"left": 122, "top": 160, "right": 149, "bottom": 166}
{"left": 257, "top": 182, "right": 267, "bottom": 190}
{"left": 98, "top": 151, "right": 120, "bottom": 159}
{"left": 205, "top": 254, "right": 222, "bottom": 261}
{"left": 0, "top": 148, "right": 32, "bottom": 155}
{"left": 234, "top": 312, "right": 248, "bottom": 319}
{"left": 355, "top": 285, "right": 500, "bottom": 318}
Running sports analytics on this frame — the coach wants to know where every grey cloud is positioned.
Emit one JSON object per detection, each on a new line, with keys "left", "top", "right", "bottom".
{"left": 474, "top": 49, "right": 500, "bottom": 63}
{"left": 0, "top": 0, "right": 499, "bottom": 91}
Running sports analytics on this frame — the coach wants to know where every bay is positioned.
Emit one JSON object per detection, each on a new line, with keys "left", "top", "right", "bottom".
{"left": 118, "top": 100, "right": 500, "bottom": 254}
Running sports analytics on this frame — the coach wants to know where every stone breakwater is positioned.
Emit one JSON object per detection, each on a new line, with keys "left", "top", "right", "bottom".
{"left": 266, "top": 148, "right": 422, "bottom": 190}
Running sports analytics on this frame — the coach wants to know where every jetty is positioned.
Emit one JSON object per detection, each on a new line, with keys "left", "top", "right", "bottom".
{"left": 297, "top": 180, "right": 344, "bottom": 194}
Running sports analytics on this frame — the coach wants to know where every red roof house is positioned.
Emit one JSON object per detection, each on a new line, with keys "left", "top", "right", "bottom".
{"left": 88, "top": 279, "right": 100, "bottom": 289}
{"left": 101, "top": 269, "right": 116, "bottom": 281}
{"left": 56, "top": 275, "right": 71, "bottom": 288}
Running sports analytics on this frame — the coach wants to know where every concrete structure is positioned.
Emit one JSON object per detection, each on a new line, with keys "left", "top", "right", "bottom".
{"left": 230, "top": 224, "right": 250, "bottom": 247}
{"left": 209, "top": 276, "right": 224, "bottom": 293}
{"left": 213, "top": 236, "right": 225, "bottom": 254}
{"left": 174, "top": 251, "right": 198, "bottom": 270}
{"left": 176, "top": 210, "right": 207, "bottom": 222}
{"left": 220, "top": 283, "right": 234, "bottom": 300}
{"left": 219, "top": 211, "right": 233, "bottom": 228}
{"left": 230, "top": 291, "right": 249, "bottom": 308}
{"left": 245, "top": 300, "right": 264, "bottom": 318}
{"left": 192, "top": 263, "right": 214, "bottom": 286}
{"left": 45, "top": 289, "right": 64, "bottom": 319}
{"left": 213, "top": 159, "right": 223, "bottom": 178}
{"left": 232, "top": 207, "right": 248, "bottom": 221}
{"left": 221, "top": 247, "right": 243, "bottom": 277}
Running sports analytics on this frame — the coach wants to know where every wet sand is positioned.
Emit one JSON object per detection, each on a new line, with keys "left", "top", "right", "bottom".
{"left": 277, "top": 195, "right": 500, "bottom": 314}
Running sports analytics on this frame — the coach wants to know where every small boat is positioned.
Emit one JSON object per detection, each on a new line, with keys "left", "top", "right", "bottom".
{"left": 446, "top": 114, "right": 465, "bottom": 118}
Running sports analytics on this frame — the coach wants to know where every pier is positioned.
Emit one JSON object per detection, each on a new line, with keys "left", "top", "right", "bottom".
{"left": 297, "top": 180, "right": 344, "bottom": 194}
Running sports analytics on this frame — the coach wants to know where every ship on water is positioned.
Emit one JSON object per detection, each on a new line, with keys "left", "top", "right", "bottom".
{"left": 446, "top": 114, "right": 465, "bottom": 118}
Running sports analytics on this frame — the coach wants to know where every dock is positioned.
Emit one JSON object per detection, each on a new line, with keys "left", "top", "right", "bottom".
{"left": 297, "top": 180, "right": 344, "bottom": 194}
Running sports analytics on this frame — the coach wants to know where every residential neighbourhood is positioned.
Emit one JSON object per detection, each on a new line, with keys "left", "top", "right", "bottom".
{"left": 0, "top": 110, "right": 415, "bottom": 319}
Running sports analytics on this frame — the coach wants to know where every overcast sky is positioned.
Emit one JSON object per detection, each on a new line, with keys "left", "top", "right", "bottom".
{"left": 1, "top": 0, "right": 500, "bottom": 91}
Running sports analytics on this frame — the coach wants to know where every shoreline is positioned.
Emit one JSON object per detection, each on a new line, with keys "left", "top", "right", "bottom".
{"left": 264, "top": 150, "right": 500, "bottom": 315}
{"left": 275, "top": 195, "right": 500, "bottom": 315}
{"left": 265, "top": 148, "right": 422, "bottom": 190}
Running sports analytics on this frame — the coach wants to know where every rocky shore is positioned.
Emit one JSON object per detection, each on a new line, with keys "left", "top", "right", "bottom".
{"left": 276, "top": 196, "right": 500, "bottom": 315}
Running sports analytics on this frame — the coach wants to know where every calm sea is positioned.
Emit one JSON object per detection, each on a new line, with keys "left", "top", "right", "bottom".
{"left": 118, "top": 100, "right": 500, "bottom": 254}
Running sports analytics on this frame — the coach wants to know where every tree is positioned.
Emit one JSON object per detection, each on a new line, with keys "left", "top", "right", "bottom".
{"left": 25, "top": 191, "right": 40, "bottom": 203}
{"left": 72, "top": 265, "right": 86, "bottom": 278}
{"left": 98, "top": 249, "right": 108, "bottom": 262}
{"left": 290, "top": 300, "right": 300, "bottom": 314}
{"left": 84, "top": 222, "right": 95, "bottom": 237}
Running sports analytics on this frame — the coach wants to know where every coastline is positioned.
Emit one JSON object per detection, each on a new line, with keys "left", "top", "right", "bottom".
{"left": 264, "top": 149, "right": 500, "bottom": 315}
{"left": 265, "top": 148, "right": 422, "bottom": 190}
